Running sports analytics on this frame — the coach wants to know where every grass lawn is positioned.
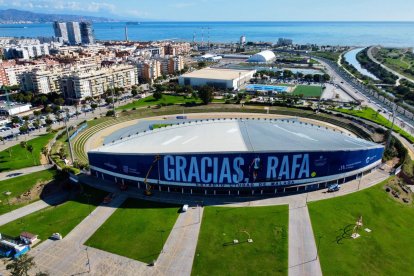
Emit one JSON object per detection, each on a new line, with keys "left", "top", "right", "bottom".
{"left": 293, "top": 85, "right": 323, "bottom": 97}
{"left": 151, "top": 123, "right": 173, "bottom": 129}
{"left": 308, "top": 178, "right": 414, "bottom": 275}
{"left": 85, "top": 198, "right": 180, "bottom": 264}
{"left": 117, "top": 94, "right": 201, "bottom": 111}
{"left": 0, "top": 133, "right": 54, "bottom": 172}
{"left": 336, "top": 107, "right": 414, "bottom": 143}
{"left": 0, "top": 185, "right": 107, "bottom": 241}
{"left": 0, "top": 170, "right": 57, "bottom": 215}
{"left": 192, "top": 205, "right": 289, "bottom": 276}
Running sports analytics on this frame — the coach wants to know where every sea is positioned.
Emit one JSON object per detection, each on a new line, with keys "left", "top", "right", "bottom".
{"left": 0, "top": 21, "right": 414, "bottom": 47}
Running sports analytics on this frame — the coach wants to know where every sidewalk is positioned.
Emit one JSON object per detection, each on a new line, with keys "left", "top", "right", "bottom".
{"left": 288, "top": 205, "right": 322, "bottom": 276}
{"left": 0, "top": 194, "right": 67, "bottom": 227}
{"left": 156, "top": 206, "right": 204, "bottom": 275}
{"left": 29, "top": 194, "right": 135, "bottom": 276}
{"left": 0, "top": 164, "right": 53, "bottom": 181}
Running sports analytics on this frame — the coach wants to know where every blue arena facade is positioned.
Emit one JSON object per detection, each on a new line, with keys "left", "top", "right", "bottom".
{"left": 88, "top": 119, "right": 384, "bottom": 195}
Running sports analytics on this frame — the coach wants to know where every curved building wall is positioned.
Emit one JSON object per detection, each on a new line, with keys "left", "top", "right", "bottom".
{"left": 88, "top": 147, "right": 383, "bottom": 190}
{"left": 248, "top": 50, "right": 276, "bottom": 63}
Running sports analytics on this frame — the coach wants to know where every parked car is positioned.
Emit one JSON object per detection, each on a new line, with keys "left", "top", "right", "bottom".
{"left": 328, "top": 184, "right": 341, "bottom": 192}
{"left": 50, "top": 233, "right": 63, "bottom": 240}
{"left": 181, "top": 204, "right": 189, "bottom": 213}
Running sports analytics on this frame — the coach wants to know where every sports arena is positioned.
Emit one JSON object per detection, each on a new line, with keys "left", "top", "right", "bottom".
{"left": 88, "top": 118, "right": 384, "bottom": 196}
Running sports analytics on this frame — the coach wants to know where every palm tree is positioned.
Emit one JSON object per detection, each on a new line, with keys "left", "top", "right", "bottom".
{"left": 27, "top": 144, "right": 35, "bottom": 165}
{"left": 6, "top": 254, "right": 36, "bottom": 276}
{"left": 20, "top": 141, "right": 28, "bottom": 158}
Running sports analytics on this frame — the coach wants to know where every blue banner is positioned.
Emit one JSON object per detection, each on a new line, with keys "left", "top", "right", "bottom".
{"left": 89, "top": 147, "right": 384, "bottom": 187}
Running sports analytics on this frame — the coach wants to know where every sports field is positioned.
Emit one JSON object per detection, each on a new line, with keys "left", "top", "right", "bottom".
{"left": 308, "top": 178, "right": 414, "bottom": 275}
{"left": 292, "top": 85, "right": 322, "bottom": 97}
{"left": 192, "top": 205, "right": 288, "bottom": 276}
{"left": 85, "top": 198, "right": 180, "bottom": 264}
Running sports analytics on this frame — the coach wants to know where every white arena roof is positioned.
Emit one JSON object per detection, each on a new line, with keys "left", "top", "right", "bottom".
{"left": 179, "top": 68, "right": 256, "bottom": 81}
{"left": 248, "top": 50, "right": 276, "bottom": 63}
{"left": 91, "top": 119, "right": 381, "bottom": 155}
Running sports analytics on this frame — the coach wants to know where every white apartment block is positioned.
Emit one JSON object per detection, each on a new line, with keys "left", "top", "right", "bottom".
{"left": 61, "top": 64, "right": 138, "bottom": 101}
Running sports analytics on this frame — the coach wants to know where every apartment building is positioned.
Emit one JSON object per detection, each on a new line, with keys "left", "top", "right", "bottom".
{"left": 61, "top": 64, "right": 138, "bottom": 101}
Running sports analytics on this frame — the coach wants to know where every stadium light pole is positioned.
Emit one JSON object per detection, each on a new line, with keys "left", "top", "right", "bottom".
{"left": 111, "top": 76, "right": 116, "bottom": 118}
{"left": 385, "top": 103, "right": 397, "bottom": 153}
{"left": 65, "top": 110, "right": 75, "bottom": 165}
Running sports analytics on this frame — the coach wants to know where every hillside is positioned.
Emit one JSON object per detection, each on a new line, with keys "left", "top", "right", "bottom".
{"left": 0, "top": 9, "right": 114, "bottom": 23}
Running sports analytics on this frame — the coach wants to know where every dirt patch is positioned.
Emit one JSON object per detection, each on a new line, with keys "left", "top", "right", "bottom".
{"left": 385, "top": 157, "right": 400, "bottom": 168}
{"left": 384, "top": 177, "right": 413, "bottom": 204}
{"left": 40, "top": 153, "right": 48, "bottom": 165}
{"left": 10, "top": 178, "right": 69, "bottom": 205}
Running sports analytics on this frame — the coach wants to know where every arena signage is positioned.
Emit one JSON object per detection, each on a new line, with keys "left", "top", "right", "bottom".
{"left": 89, "top": 147, "right": 384, "bottom": 187}
{"left": 163, "top": 154, "right": 310, "bottom": 184}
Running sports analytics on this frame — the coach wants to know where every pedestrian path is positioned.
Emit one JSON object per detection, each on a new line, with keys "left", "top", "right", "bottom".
{"left": 30, "top": 194, "right": 134, "bottom": 276}
{"left": 288, "top": 204, "right": 322, "bottom": 276}
{"left": 156, "top": 205, "right": 204, "bottom": 276}
{"left": 0, "top": 194, "right": 66, "bottom": 227}
{"left": 0, "top": 164, "right": 53, "bottom": 181}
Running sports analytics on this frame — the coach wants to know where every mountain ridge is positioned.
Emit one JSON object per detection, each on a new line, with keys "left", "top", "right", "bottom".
{"left": 0, "top": 9, "right": 116, "bottom": 23}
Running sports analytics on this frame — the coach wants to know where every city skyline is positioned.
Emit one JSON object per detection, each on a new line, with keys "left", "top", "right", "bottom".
{"left": 0, "top": 0, "right": 414, "bottom": 21}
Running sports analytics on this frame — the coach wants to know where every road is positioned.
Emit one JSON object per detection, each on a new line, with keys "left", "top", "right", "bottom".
{"left": 314, "top": 57, "right": 414, "bottom": 135}
{"left": 0, "top": 93, "right": 146, "bottom": 152}
{"left": 367, "top": 46, "right": 414, "bottom": 86}
{"left": 0, "top": 164, "right": 53, "bottom": 181}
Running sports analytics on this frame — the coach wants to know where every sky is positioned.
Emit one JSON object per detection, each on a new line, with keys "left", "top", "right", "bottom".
{"left": 0, "top": 0, "right": 413, "bottom": 21}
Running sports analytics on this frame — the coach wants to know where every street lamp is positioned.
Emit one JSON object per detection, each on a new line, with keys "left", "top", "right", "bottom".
{"left": 111, "top": 76, "right": 116, "bottom": 118}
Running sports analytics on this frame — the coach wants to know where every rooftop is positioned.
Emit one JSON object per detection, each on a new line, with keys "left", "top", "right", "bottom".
{"left": 180, "top": 68, "right": 256, "bottom": 81}
{"left": 91, "top": 119, "right": 382, "bottom": 155}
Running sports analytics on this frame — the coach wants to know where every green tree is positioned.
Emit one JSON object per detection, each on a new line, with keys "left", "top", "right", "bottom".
{"left": 27, "top": 144, "right": 35, "bottom": 165}
{"left": 33, "top": 110, "right": 41, "bottom": 117}
{"left": 20, "top": 141, "right": 28, "bottom": 158}
{"left": 58, "top": 148, "right": 66, "bottom": 159}
{"left": 19, "top": 124, "right": 28, "bottom": 135}
{"left": 90, "top": 103, "right": 98, "bottom": 112}
{"left": 5, "top": 254, "right": 36, "bottom": 276}
{"left": 11, "top": 116, "right": 20, "bottom": 124}
{"left": 153, "top": 91, "right": 163, "bottom": 100}
{"left": 198, "top": 85, "right": 214, "bottom": 105}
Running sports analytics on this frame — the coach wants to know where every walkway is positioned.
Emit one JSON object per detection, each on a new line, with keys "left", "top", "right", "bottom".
{"left": 0, "top": 194, "right": 67, "bottom": 227}
{"left": 288, "top": 205, "right": 322, "bottom": 276}
{"left": 156, "top": 206, "right": 204, "bottom": 275}
{"left": 0, "top": 164, "right": 53, "bottom": 181}
{"left": 367, "top": 47, "right": 414, "bottom": 86}
{"left": 29, "top": 194, "right": 135, "bottom": 276}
